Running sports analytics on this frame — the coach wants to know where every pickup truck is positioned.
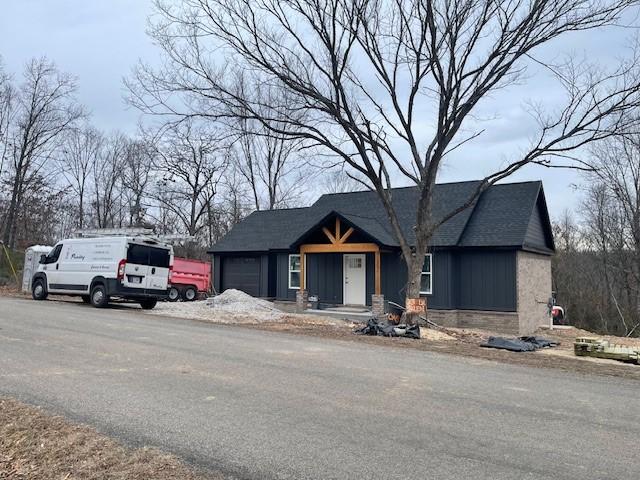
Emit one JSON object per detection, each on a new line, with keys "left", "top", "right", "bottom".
{"left": 169, "top": 257, "right": 211, "bottom": 301}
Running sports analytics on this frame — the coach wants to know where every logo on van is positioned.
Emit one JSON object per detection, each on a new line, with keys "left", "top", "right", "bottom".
{"left": 71, "top": 253, "right": 86, "bottom": 261}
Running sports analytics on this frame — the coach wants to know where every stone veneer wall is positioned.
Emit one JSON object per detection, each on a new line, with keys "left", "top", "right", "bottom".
{"left": 428, "top": 309, "right": 519, "bottom": 334}
{"left": 516, "top": 251, "right": 552, "bottom": 335}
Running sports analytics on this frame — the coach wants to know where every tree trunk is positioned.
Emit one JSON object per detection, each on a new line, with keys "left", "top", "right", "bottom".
{"left": 3, "top": 167, "right": 22, "bottom": 247}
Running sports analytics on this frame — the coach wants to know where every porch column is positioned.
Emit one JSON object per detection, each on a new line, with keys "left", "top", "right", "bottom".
{"left": 374, "top": 250, "right": 381, "bottom": 295}
{"left": 371, "top": 293, "right": 385, "bottom": 320}
{"left": 296, "top": 289, "right": 308, "bottom": 313}
{"left": 297, "top": 248, "right": 307, "bottom": 313}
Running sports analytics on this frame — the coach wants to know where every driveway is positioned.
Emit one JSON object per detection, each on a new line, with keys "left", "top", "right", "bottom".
{"left": 0, "top": 296, "right": 639, "bottom": 479}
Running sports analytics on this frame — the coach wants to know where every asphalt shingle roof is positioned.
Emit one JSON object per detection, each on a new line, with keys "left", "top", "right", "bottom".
{"left": 208, "top": 180, "right": 550, "bottom": 253}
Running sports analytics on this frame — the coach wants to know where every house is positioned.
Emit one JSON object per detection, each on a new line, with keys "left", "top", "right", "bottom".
{"left": 208, "top": 180, "right": 555, "bottom": 334}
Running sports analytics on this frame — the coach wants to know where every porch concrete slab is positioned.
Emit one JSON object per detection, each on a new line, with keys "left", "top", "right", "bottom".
{"left": 304, "top": 308, "right": 372, "bottom": 323}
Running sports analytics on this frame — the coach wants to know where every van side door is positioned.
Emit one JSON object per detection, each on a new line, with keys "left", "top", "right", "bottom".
{"left": 42, "top": 244, "right": 64, "bottom": 292}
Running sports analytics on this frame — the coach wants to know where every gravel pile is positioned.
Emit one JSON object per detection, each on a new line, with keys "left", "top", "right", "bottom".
{"left": 148, "top": 289, "right": 286, "bottom": 323}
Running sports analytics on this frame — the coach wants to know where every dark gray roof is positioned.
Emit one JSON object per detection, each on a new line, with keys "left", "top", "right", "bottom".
{"left": 208, "top": 180, "right": 554, "bottom": 253}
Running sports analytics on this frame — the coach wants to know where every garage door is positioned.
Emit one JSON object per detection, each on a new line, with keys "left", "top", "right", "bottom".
{"left": 222, "top": 256, "right": 261, "bottom": 297}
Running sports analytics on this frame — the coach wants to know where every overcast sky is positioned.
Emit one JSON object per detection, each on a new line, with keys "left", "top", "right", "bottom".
{"left": 1, "top": 1, "right": 637, "bottom": 218}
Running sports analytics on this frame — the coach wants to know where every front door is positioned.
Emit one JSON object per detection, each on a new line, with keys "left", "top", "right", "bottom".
{"left": 343, "top": 254, "right": 366, "bottom": 305}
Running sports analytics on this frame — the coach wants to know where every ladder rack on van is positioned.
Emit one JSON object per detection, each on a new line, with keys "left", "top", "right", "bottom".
{"left": 73, "top": 228, "right": 156, "bottom": 238}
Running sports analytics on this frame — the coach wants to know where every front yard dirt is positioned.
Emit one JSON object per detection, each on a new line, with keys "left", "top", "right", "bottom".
{"left": 243, "top": 319, "right": 640, "bottom": 381}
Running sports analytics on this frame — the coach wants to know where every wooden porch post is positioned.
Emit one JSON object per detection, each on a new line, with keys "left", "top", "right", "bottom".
{"left": 374, "top": 250, "right": 381, "bottom": 295}
{"left": 300, "top": 250, "right": 306, "bottom": 290}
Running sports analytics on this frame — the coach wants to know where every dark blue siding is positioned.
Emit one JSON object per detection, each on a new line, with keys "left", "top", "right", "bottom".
{"left": 276, "top": 253, "right": 297, "bottom": 300}
{"left": 381, "top": 249, "right": 516, "bottom": 311}
{"left": 236, "top": 248, "right": 517, "bottom": 311}
{"left": 381, "top": 251, "right": 406, "bottom": 305}
{"left": 306, "top": 253, "right": 343, "bottom": 304}
{"left": 456, "top": 250, "right": 516, "bottom": 311}
{"left": 212, "top": 254, "right": 221, "bottom": 293}
{"left": 525, "top": 200, "right": 551, "bottom": 250}
{"left": 365, "top": 253, "right": 374, "bottom": 306}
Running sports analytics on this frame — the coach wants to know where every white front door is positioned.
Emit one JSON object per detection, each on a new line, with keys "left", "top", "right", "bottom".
{"left": 343, "top": 254, "right": 366, "bottom": 305}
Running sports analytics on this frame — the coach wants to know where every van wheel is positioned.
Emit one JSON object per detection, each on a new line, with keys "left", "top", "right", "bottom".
{"left": 182, "top": 286, "right": 197, "bottom": 302}
{"left": 90, "top": 284, "right": 109, "bottom": 308}
{"left": 32, "top": 279, "right": 48, "bottom": 300}
{"left": 139, "top": 298, "right": 157, "bottom": 310}
{"left": 81, "top": 295, "right": 91, "bottom": 304}
{"left": 168, "top": 287, "right": 180, "bottom": 302}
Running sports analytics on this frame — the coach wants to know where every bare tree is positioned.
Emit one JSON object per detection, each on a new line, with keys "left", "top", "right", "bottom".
{"left": 122, "top": 137, "right": 154, "bottom": 226}
{"left": 583, "top": 134, "right": 640, "bottom": 334}
{"left": 231, "top": 76, "right": 309, "bottom": 210}
{"left": 130, "top": 0, "right": 640, "bottom": 322}
{"left": 0, "top": 59, "right": 14, "bottom": 181}
{"left": 322, "top": 168, "right": 366, "bottom": 194}
{"left": 153, "top": 120, "right": 228, "bottom": 243}
{"left": 91, "top": 132, "right": 127, "bottom": 228}
{"left": 2, "top": 58, "right": 83, "bottom": 247}
{"left": 59, "top": 124, "right": 102, "bottom": 230}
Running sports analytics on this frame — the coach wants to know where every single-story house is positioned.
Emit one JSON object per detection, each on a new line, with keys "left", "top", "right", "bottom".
{"left": 208, "top": 180, "right": 554, "bottom": 334}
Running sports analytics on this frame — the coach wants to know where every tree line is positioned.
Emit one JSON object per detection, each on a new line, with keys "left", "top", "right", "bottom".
{"left": 553, "top": 134, "right": 640, "bottom": 336}
{"left": 4, "top": 0, "right": 640, "bottom": 330}
{"left": 0, "top": 57, "right": 321, "bottom": 256}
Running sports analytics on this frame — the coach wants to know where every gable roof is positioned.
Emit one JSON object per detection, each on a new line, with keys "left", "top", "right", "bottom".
{"left": 208, "top": 180, "right": 554, "bottom": 254}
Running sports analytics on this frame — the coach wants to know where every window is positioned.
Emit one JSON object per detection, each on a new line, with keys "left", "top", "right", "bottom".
{"left": 420, "top": 254, "right": 433, "bottom": 295}
{"left": 45, "top": 244, "right": 63, "bottom": 264}
{"left": 347, "top": 257, "right": 362, "bottom": 269}
{"left": 288, "top": 254, "right": 301, "bottom": 289}
{"left": 127, "top": 244, "right": 171, "bottom": 268}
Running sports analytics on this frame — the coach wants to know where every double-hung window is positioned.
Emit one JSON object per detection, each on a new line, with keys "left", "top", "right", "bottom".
{"left": 288, "top": 254, "right": 301, "bottom": 289}
{"left": 420, "top": 254, "right": 433, "bottom": 295}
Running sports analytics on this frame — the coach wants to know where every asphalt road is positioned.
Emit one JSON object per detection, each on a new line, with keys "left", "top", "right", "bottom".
{"left": 1, "top": 296, "right": 639, "bottom": 479}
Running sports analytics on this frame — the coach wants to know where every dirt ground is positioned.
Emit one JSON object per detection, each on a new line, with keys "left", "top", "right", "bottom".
{"left": 0, "top": 397, "right": 225, "bottom": 480}
{"left": 244, "top": 317, "right": 640, "bottom": 381}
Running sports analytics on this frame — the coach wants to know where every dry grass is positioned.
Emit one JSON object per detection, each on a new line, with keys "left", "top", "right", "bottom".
{"left": 0, "top": 397, "right": 225, "bottom": 480}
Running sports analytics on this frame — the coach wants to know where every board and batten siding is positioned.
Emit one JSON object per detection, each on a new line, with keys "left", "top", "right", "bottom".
{"left": 524, "top": 199, "right": 552, "bottom": 251}
{"left": 456, "top": 250, "right": 517, "bottom": 311}
{"left": 381, "top": 249, "right": 517, "bottom": 311}
{"left": 381, "top": 251, "right": 453, "bottom": 309}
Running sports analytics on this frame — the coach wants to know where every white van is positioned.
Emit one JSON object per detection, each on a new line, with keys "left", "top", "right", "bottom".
{"left": 31, "top": 236, "right": 173, "bottom": 309}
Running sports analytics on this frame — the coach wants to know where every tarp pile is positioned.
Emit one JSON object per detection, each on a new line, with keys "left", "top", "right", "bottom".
{"left": 354, "top": 318, "right": 421, "bottom": 339}
{"left": 481, "top": 336, "right": 559, "bottom": 352}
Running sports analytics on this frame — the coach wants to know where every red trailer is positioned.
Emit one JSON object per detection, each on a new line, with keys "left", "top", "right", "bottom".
{"left": 169, "top": 257, "right": 211, "bottom": 301}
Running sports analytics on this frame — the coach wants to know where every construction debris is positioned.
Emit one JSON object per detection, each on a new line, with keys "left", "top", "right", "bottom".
{"left": 574, "top": 337, "right": 640, "bottom": 364}
{"left": 354, "top": 318, "right": 421, "bottom": 339}
{"left": 481, "top": 336, "right": 559, "bottom": 352}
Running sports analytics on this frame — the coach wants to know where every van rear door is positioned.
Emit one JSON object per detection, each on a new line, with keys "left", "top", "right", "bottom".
{"left": 145, "top": 246, "right": 171, "bottom": 291}
{"left": 123, "top": 244, "right": 150, "bottom": 290}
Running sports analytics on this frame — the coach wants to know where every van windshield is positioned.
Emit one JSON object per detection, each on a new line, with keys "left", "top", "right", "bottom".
{"left": 127, "top": 244, "right": 171, "bottom": 268}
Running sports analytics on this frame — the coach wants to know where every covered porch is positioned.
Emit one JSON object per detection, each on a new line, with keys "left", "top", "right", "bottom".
{"left": 291, "top": 214, "right": 385, "bottom": 317}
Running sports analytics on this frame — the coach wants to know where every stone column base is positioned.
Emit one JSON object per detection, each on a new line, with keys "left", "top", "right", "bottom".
{"left": 296, "top": 289, "right": 308, "bottom": 313}
{"left": 371, "top": 294, "right": 385, "bottom": 320}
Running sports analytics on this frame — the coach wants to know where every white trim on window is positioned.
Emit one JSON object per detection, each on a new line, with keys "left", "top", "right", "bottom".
{"left": 288, "top": 254, "right": 301, "bottom": 290}
{"left": 419, "top": 253, "right": 433, "bottom": 295}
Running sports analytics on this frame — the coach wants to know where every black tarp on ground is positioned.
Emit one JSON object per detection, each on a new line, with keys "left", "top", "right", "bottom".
{"left": 354, "top": 318, "right": 421, "bottom": 339}
{"left": 481, "top": 336, "right": 559, "bottom": 352}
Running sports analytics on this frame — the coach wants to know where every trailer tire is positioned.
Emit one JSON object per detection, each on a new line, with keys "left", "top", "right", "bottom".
{"left": 168, "top": 287, "right": 180, "bottom": 302}
{"left": 182, "top": 286, "right": 197, "bottom": 302}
